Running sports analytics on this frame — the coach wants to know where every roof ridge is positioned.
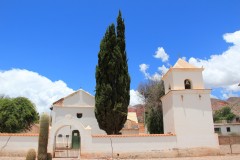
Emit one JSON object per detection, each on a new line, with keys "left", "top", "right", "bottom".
{"left": 52, "top": 88, "right": 94, "bottom": 105}
{"left": 173, "top": 58, "right": 198, "bottom": 68}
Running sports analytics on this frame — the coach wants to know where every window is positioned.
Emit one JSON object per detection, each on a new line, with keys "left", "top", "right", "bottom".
{"left": 214, "top": 128, "right": 221, "bottom": 133}
{"left": 227, "top": 127, "right": 231, "bottom": 132}
{"left": 77, "top": 113, "right": 83, "bottom": 118}
{"left": 236, "top": 117, "right": 239, "bottom": 122}
{"left": 184, "top": 79, "right": 191, "bottom": 89}
{"left": 58, "top": 134, "right": 63, "bottom": 138}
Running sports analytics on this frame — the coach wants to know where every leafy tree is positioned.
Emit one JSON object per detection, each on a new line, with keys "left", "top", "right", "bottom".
{"left": 116, "top": 11, "right": 130, "bottom": 113}
{"left": 95, "top": 11, "right": 130, "bottom": 135}
{"left": 138, "top": 80, "right": 165, "bottom": 134}
{"left": 0, "top": 97, "right": 38, "bottom": 133}
{"left": 213, "top": 106, "right": 236, "bottom": 122}
{"left": 147, "top": 107, "right": 163, "bottom": 134}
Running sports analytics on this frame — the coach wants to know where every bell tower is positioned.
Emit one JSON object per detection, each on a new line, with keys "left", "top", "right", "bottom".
{"left": 161, "top": 59, "right": 218, "bottom": 148}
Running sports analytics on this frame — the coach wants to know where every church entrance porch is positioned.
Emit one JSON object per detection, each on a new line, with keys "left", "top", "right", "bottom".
{"left": 53, "top": 126, "right": 81, "bottom": 158}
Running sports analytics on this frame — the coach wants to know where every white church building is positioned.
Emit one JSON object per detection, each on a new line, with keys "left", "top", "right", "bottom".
{"left": 47, "top": 59, "right": 219, "bottom": 158}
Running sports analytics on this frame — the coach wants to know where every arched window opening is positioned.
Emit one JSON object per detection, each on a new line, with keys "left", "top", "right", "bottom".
{"left": 184, "top": 79, "right": 191, "bottom": 89}
{"left": 77, "top": 113, "right": 82, "bottom": 118}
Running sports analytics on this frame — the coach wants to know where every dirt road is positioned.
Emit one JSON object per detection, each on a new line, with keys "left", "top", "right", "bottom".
{"left": 1, "top": 154, "right": 240, "bottom": 160}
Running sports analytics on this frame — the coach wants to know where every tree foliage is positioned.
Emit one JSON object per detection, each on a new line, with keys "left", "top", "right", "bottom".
{"left": 0, "top": 97, "right": 38, "bottom": 133}
{"left": 95, "top": 11, "right": 130, "bottom": 135}
{"left": 147, "top": 107, "right": 164, "bottom": 134}
{"left": 138, "top": 80, "right": 165, "bottom": 134}
{"left": 213, "top": 106, "right": 236, "bottom": 122}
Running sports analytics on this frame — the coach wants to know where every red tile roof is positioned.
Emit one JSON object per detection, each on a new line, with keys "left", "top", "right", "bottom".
{"left": 0, "top": 133, "right": 39, "bottom": 136}
{"left": 92, "top": 133, "right": 175, "bottom": 138}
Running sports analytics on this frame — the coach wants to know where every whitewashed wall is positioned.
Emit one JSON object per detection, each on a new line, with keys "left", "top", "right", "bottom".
{"left": 162, "top": 90, "right": 219, "bottom": 149}
{"left": 171, "top": 70, "right": 205, "bottom": 90}
{"left": 62, "top": 90, "right": 95, "bottom": 106}
{"left": 214, "top": 124, "right": 240, "bottom": 135}
{"left": 85, "top": 134, "right": 177, "bottom": 153}
{"left": 0, "top": 134, "right": 38, "bottom": 154}
{"left": 52, "top": 106, "right": 105, "bottom": 135}
{"left": 163, "top": 69, "right": 204, "bottom": 93}
{"left": 55, "top": 126, "right": 73, "bottom": 148}
{"left": 0, "top": 133, "right": 218, "bottom": 157}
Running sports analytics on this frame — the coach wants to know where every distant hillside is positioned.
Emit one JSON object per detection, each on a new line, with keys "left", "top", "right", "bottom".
{"left": 227, "top": 97, "right": 240, "bottom": 104}
{"left": 129, "top": 97, "right": 240, "bottom": 122}
{"left": 211, "top": 98, "right": 229, "bottom": 111}
{"left": 211, "top": 97, "right": 240, "bottom": 116}
{"left": 226, "top": 97, "right": 240, "bottom": 116}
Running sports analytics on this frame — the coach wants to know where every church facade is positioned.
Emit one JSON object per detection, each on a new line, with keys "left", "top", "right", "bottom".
{"left": 47, "top": 59, "right": 219, "bottom": 158}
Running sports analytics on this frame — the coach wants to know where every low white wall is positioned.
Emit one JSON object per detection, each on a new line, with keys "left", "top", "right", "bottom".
{"left": 0, "top": 133, "right": 220, "bottom": 158}
{"left": 84, "top": 134, "right": 177, "bottom": 154}
{"left": 176, "top": 134, "right": 219, "bottom": 148}
{"left": 0, "top": 134, "right": 38, "bottom": 155}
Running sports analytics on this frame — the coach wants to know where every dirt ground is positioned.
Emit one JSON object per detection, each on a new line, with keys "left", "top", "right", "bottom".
{"left": 1, "top": 154, "right": 240, "bottom": 160}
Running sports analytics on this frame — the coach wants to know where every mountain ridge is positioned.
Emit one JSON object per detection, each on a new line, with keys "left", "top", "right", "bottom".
{"left": 129, "top": 97, "right": 240, "bottom": 122}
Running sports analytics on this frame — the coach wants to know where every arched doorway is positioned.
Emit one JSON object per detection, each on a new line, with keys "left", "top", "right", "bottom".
{"left": 49, "top": 117, "right": 92, "bottom": 159}
{"left": 54, "top": 126, "right": 80, "bottom": 158}
{"left": 72, "top": 130, "right": 80, "bottom": 149}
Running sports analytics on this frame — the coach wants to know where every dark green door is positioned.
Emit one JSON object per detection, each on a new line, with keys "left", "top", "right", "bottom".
{"left": 71, "top": 130, "right": 80, "bottom": 149}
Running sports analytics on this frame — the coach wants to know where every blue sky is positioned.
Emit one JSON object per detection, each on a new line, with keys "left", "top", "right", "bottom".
{"left": 0, "top": 0, "right": 240, "bottom": 112}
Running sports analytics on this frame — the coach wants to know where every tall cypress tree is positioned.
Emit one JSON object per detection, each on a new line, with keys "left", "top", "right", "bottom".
{"left": 95, "top": 11, "right": 130, "bottom": 135}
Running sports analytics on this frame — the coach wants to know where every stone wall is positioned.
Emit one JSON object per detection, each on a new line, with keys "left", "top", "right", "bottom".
{"left": 218, "top": 135, "right": 240, "bottom": 145}
{"left": 218, "top": 136, "right": 240, "bottom": 154}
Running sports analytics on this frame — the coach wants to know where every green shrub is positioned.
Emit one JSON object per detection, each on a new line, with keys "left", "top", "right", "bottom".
{"left": 26, "top": 149, "right": 36, "bottom": 160}
{"left": 213, "top": 106, "right": 236, "bottom": 122}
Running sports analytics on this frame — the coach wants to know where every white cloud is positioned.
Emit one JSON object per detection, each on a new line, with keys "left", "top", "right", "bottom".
{"left": 181, "top": 57, "right": 187, "bottom": 61}
{"left": 151, "top": 73, "right": 162, "bottom": 81}
{"left": 188, "top": 30, "right": 240, "bottom": 98}
{"left": 153, "top": 47, "right": 169, "bottom": 62}
{"left": 139, "top": 46, "right": 169, "bottom": 81}
{"left": 139, "top": 63, "right": 149, "bottom": 73}
{"left": 210, "top": 94, "right": 218, "bottom": 99}
{"left": 222, "top": 91, "right": 239, "bottom": 99}
{"left": 130, "top": 90, "right": 144, "bottom": 106}
{"left": 139, "top": 30, "right": 240, "bottom": 99}
{"left": 139, "top": 64, "right": 162, "bottom": 81}
{"left": 139, "top": 63, "right": 150, "bottom": 79}
{"left": 0, "top": 69, "right": 74, "bottom": 113}
{"left": 224, "top": 30, "right": 240, "bottom": 45}
{"left": 158, "top": 65, "right": 169, "bottom": 75}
